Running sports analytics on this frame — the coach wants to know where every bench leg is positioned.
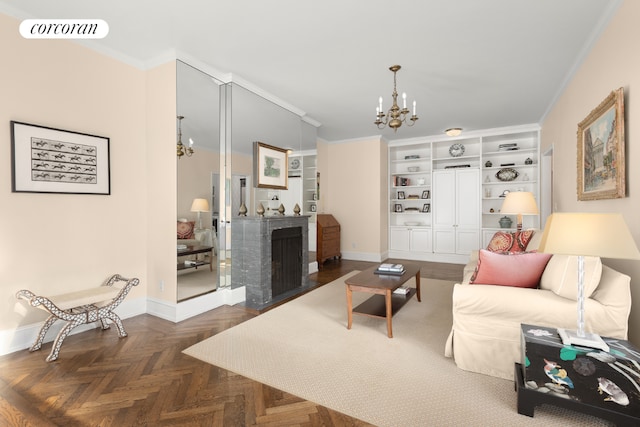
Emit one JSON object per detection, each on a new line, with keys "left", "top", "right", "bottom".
{"left": 104, "top": 311, "right": 127, "bottom": 337}
{"left": 29, "top": 315, "right": 58, "bottom": 352}
{"left": 46, "top": 318, "right": 84, "bottom": 362}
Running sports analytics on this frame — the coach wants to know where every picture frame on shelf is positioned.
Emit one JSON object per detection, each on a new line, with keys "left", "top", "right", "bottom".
{"left": 577, "top": 87, "right": 625, "bottom": 201}
{"left": 254, "top": 141, "right": 288, "bottom": 190}
{"left": 394, "top": 204, "right": 403, "bottom": 213}
{"left": 422, "top": 203, "right": 431, "bottom": 213}
{"left": 11, "top": 121, "right": 110, "bottom": 195}
{"left": 397, "top": 191, "right": 405, "bottom": 199}
{"left": 310, "top": 204, "right": 316, "bottom": 212}
{"left": 421, "top": 190, "right": 430, "bottom": 199}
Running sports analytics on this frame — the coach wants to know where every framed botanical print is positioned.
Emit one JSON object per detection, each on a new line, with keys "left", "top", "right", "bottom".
{"left": 577, "top": 88, "right": 626, "bottom": 201}
{"left": 254, "top": 141, "right": 288, "bottom": 190}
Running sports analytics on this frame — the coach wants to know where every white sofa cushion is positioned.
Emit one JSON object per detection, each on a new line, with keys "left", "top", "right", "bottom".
{"left": 539, "top": 255, "right": 602, "bottom": 300}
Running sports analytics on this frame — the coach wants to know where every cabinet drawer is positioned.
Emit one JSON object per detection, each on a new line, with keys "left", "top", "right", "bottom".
{"left": 322, "top": 228, "right": 340, "bottom": 238}
{"left": 322, "top": 240, "right": 340, "bottom": 253}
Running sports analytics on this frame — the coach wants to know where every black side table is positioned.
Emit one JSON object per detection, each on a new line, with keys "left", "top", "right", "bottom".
{"left": 516, "top": 323, "right": 640, "bottom": 426}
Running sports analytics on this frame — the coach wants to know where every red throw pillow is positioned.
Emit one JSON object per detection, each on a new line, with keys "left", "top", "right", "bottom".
{"left": 177, "top": 221, "right": 195, "bottom": 239}
{"left": 470, "top": 249, "right": 552, "bottom": 288}
{"left": 486, "top": 230, "right": 534, "bottom": 253}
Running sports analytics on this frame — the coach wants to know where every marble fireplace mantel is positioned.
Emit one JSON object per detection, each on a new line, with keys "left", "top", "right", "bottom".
{"left": 231, "top": 215, "right": 311, "bottom": 310}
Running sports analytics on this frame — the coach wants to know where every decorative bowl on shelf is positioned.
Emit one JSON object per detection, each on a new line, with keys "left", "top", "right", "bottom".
{"left": 408, "top": 166, "right": 420, "bottom": 172}
{"left": 404, "top": 221, "right": 422, "bottom": 226}
{"left": 495, "top": 167, "right": 519, "bottom": 181}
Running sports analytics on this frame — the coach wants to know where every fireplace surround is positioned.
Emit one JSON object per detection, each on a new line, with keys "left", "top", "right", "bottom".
{"left": 231, "top": 215, "right": 310, "bottom": 309}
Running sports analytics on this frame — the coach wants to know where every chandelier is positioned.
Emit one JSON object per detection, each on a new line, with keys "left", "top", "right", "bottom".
{"left": 375, "top": 65, "right": 418, "bottom": 131}
{"left": 176, "top": 115, "right": 194, "bottom": 158}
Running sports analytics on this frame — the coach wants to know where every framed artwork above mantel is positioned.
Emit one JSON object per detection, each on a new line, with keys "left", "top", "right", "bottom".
{"left": 254, "top": 141, "right": 288, "bottom": 190}
{"left": 577, "top": 87, "right": 626, "bottom": 201}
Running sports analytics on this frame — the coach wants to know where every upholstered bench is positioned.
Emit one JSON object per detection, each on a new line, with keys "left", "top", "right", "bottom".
{"left": 16, "top": 274, "right": 139, "bottom": 362}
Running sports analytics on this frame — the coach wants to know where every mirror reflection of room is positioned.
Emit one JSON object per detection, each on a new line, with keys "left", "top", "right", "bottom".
{"left": 176, "top": 61, "right": 221, "bottom": 302}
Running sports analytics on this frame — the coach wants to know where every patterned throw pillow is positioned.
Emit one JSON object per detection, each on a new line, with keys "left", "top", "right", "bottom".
{"left": 177, "top": 221, "right": 195, "bottom": 239}
{"left": 486, "top": 230, "right": 534, "bottom": 253}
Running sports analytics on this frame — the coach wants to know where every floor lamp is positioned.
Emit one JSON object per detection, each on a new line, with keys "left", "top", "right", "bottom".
{"left": 538, "top": 213, "right": 640, "bottom": 351}
{"left": 500, "top": 191, "right": 538, "bottom": 231}
{"left": 190, "top": 198, "right": 210, "bottom": 230}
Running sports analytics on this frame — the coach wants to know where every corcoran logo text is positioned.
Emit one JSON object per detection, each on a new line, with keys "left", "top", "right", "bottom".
{"left": 20, "top": 19, "right": 109, "bottom": 39}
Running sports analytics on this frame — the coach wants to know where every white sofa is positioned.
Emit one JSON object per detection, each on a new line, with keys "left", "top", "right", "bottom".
{"left": 444, "top": 231, "right": 632, "bottom": 380}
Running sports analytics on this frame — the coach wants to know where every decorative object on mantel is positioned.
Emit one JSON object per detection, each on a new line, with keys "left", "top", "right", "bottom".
{"left": 176, "top": 115, "right": 194, "bottom": 158}
{"left": 499, "top": 216, "right": 513, "bottom": 229}
{"left": 293, "top": 203, "right": 301, "bottom": 215}
{"left": 257, "top": 202, "right": 265, "bottom": 216}
{"left": 278, "top": 204, "right": 285, "bottom": 215}
{"left": 449, "top": 143, "right": 465, "bottom": 157}
{"left": 496, "top": 167, "right": 519, "bottom": 182}
{"left": 238, "top": 202, "right": 247, "bottom": 216}
{"left": 374, "top": 65, "right": 418, "bottom": 132}
{"left": 485, "top": 160, "right": 493, "bottom": 167}
{"left": 445, "top": 128, "right": 462, "bottom": 137}
{"left": 577, "top": 87, "right": 626, "bottom": 201}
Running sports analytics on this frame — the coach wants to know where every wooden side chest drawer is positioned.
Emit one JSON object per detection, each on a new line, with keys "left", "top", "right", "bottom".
{"left": 317, "top": 214, "right": 341, "bottom": 269}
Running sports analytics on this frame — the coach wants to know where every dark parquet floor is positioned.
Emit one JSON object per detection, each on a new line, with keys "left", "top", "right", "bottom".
{"left": 0, "top": 259, "right": 463, "bottom": 426}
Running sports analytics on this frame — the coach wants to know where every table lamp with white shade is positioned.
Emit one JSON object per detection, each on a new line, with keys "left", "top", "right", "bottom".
{"left": 190, "top": 198, "right": 210, "bottom": 230}
{"left": 538, "top": 212, "right": 640, "bottom": 351}
{"left": 499, "top": 191, "right": 539, "bottom": 231}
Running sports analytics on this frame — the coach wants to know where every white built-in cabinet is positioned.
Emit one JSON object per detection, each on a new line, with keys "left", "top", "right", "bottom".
{"left": 388, "top": 125, "right": 540, "bottom": 263}
{"left": 432, "top": 168, "right": 480, "bottom": 255}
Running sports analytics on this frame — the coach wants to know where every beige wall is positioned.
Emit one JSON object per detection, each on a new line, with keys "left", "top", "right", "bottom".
{"left": 323, "top": 137, "right": 387, "bottom": 261}
{"left": 0, "top": 13, "right": 151, "bottom": 332}
{"left": 541, "top": 0, "right": 640, "bottom": 344}
{"left": 145, "top": 61, "right": 177, "bottom": 303}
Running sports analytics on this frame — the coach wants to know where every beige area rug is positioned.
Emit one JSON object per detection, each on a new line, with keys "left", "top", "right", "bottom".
{"left": 184, "top": 272, "right": 610, "bottom": 426}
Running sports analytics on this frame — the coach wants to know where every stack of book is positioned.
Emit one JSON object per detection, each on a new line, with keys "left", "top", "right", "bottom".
{"left": 393, "top": 286, "right": 410, "bottom": 295}
{"left": 375, "top": 263, "right": 406, "bottom": 275}
{"left": 498, "top": 143, "right": 519, "bottom": 151}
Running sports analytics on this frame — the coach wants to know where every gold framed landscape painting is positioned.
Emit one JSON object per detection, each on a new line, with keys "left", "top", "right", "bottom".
{"left": 577, "top": 87, "right": 625, "bottom": 201}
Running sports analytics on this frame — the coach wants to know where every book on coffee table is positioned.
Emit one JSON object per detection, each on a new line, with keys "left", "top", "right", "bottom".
{"left": 374, "top": 263, "right": 406, "bottom": 275}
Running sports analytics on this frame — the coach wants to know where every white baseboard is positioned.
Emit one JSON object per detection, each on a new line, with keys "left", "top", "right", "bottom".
{"left": 147, "top": 286, "right": 246, "bottom": 323}
{"left": 340, "top": 251, "right": 385, "bottom": 263}
{"left": 0, "top": 296, "right": 147, "bottom": 357}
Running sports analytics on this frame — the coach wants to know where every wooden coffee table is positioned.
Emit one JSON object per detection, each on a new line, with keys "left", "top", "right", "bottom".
{"left": 345, "top": 264, "right": 421, "bottom": 338}
{"left": 177, "top": 245, "right": 214, "bottom": 272}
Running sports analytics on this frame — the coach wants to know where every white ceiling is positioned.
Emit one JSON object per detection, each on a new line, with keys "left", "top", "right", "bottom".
{"left": 1, "top": 0, "right": 621, "bottom": 145}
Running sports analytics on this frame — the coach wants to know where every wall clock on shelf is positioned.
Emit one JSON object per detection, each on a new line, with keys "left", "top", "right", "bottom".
{"left": 288, "top": 157, "right": 301, "bottom": 177}
{"left": 449, "top": 143, "right": 465, "bottom": 157}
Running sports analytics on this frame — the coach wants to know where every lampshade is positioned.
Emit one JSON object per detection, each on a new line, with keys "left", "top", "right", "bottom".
{"left": 500, "top": 191, "right": 539, "bottom": 216}
{"left": 500, "top": 191, "right": 538, "bottom": 231}
{"left": 538, "top": 212, "right": 640, "bottom": 259}
{"left": 190, "top": 198, "right": 210, "bottom": 213}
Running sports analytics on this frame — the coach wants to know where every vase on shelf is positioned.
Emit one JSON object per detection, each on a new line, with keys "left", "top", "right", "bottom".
{"left": 499, "top": 216, "right": 513, "bottom": 229}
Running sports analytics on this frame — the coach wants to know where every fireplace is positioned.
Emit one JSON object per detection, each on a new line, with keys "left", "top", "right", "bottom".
{"left": 231, "top": 215, "right": 310, "bottom": 309}
{"left": 271, "top": 226, "right": 302, "bottom": 298}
